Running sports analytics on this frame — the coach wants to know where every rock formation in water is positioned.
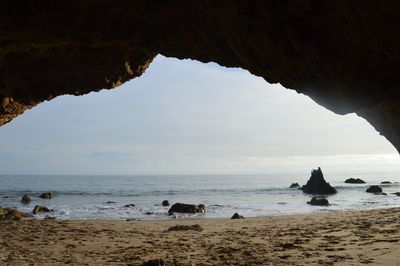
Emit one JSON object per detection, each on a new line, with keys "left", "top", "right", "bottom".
{"left": 1, "top": 2, "right": 400, "bottom": 152}
{"left": 39, "top": 192, "right": 53, "bottom": 199}
{"left": 168, "top": 203, "right": 206, "bottom": 214}
{"left": 32, "top": 205, "right": 51, "bottom": 214}
{"left": 345, "top": 178, "right": 366, "bottom": 184}
{"left": 307, "top": 197, "right": 329, "bottom": 206}
{"left": 21, "top": 194, "right": 32, "bottom": 204}
{"left": 366, "top": 185, "right": 383, "bottom": 194}
{"left": 302, "top": 168, "right": 337, "bottom": 195}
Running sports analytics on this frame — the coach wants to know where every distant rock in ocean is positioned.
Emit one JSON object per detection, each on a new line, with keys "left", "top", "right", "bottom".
{"left": 366, "top": 185, "right": 383, "bottom": 194}
{"left": 168, "top": 203, "right": 206, "bottom": 214}
{"left": 289, "top": 183, "right": 300, "bottom": 188}
{"left": 381, "top": 181, "right": 392, "bottom": 184}
{"left": 123, "top": 203, "right": 135, "bottom": 208}
{"left": 301, "top": 168, "right": 337, "bottom": 194}
{"left": 21, "top": 194, "right": 31, "bottom": 204}
{"left": 345, "top": 178, "right": 366, "bottom": 184}
{"left": 307, "top": 197, "right": 329, "bottom": 206}
{"left": 392, "top": 192, "right": 400, "bottom": 196}
{"left": 162, "top": 200, "right": 170, "bottom": 207}
{"left": 39, "top": 192, "right": 53, "bottom": 199}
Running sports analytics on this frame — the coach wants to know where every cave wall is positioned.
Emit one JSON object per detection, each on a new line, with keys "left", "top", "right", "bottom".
{"left": 1, "top": 1, "right": 400, "bottom": 151}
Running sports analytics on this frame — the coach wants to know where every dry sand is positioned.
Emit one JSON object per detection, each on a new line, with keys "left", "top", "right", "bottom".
{"left": 1, "top": 208, "right": 400, "bottom": 265}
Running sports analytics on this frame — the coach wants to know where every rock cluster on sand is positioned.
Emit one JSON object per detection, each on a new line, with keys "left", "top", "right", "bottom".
{"left": 0, "top": 208, "right": 32, "bottom": 220}
{"left": 21, "top": 194, "right": 31, "bottom": 204}
{"left": 231, "top": 213, "right": 244, "bottom": 219}
{"left": 167, "top": 224, "right": 203, "bottom": 232}
{"left": 39, "top": 192, "right": 53, "bottom": 199}
{"left": 289, "top": 183, "right": 300, "bottom": 188}
{"left": 32, "top": 205, "right": 51, "bottom": 214}
{"left": 162, "top": 200, "right": 170, "bottom": 207}
{"left": 307, "top": 197, "right": 329, "bottom": 206}
{"left": 301, "top": 168, "right": 337, "bottom": 194}
{"left": 345, "top": 178, "right": 366, "bottom": 184}
{"left": 168, "top": 203, "right": 205, "bottom": 214}
{"left": 366, "top": 185, "right": 382, "bottom": 194}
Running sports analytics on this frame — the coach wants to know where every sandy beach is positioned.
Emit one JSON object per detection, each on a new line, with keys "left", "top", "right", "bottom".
{"left": 0, "top": 208, "right": 399, "bottom": 265}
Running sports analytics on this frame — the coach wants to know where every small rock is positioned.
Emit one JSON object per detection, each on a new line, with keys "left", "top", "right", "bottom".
{"left": 366, "top": 185, "right": 382, "bottom": 193}
{"left": 381, "top": 181, "right": 392, "bottom": 184}
{"left": 392, "top": 192, "right": 400, "bottom": 196}
{"left": 141, "top": 259, "right": 165, "bottom": 266}
{"left": 145, "top": 211, "right": 154, "bottom": 215}
{"left": 21, "top": 194, "right": 31, "bottom": 204}
{"left": 123, "top": 203, "right": 135, "bottom": 208}
{"left": 344, "top": 178, "right": 366, "bottom": 184}
{"left": 168, "top": 203, "right": 206, "bottom": 214}
{"left": 39, "top": 192, "right": 53, "bottom": 199}
{"left": 307, "top": 197, "right": 329, "bottom": 206}
{"left": 32, "top": 205, "right": 51, "bottom": 214}
{"left": 231, "top": 212, "right": 244, "bottom": 219}
{"left": 106, "top": 201, "right": 116, "bottom": 204}
{"left": 162, "top": 200, "right": 170, "bottom": 207}
{"left": 289, "top": 183, "right": 300, "bottom": 188}
{"left": 301, "top": 167, "right": 337, "bottom": 194}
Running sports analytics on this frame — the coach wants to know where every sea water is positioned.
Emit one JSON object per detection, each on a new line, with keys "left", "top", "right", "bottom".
{"left": 0, "top": 173, "right": 400, "bottom": 220}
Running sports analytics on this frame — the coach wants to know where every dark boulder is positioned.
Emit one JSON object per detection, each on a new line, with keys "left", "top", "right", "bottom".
{"left": 123, "top": 203, "right": 135, "bottom": 208}
{"left": 345, "top": 178, "right": 366, "bottom": 184}
{"left": 168, "top": 203, "right": 206, "bottom": 214}
{"left": 162, "top": 200, "right": 170, "bottom": 207}
{"left": 392, "top": 192, "right": 400, "bottom": 196}
{"left": 301, "top": 168, "right": 337, "bottom": 194}
{"left": 381, "top": 181, "right": 392, "bottom": 184}
{"left": 289, "top": 183, "right": 300, "bottom": 188}
{"left": 21, "top": 194, "right": 31, "bottom": 204}
{"left": 366, "top": 185, "right": 382, "bottom": 193}
{"left": 32, "top": 205, "right": 51, "bottom": 214}
{"left": 307, "top": 197, "right": 329, "bottom": 206}
{"left": 231, "top": 213, "right": 244, "bottom": 219}
{"left": 141, "top": 259, "right": 165, "bottom": 266}
{"left": 39, "top": 192, "right": 53, "bottom": 199}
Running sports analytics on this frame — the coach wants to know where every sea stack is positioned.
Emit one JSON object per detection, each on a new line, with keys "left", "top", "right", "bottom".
{"left": 301, "top": 167, "right": 337, "bottom": 194}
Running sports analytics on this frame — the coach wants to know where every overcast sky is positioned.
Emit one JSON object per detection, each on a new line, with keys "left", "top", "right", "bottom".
{"left": 0, "top": 55, "right": 399, "bottom": 175}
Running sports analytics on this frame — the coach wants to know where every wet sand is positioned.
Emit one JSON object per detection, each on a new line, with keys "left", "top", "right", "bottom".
{"left": 1, "top": 208, "right": 400, "bottom": 265}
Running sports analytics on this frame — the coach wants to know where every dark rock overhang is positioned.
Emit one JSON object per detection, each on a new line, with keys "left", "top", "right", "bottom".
{"left": 1, "top": 1, "right": 400, "bottom": 151}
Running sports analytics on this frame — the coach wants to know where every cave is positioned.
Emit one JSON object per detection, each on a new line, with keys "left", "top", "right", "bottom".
{"left": 1, "top": 1, "right": 400, "bottom": 153}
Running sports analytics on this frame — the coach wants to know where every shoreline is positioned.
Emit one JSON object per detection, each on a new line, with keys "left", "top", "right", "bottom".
{"left": 1, "top": 207, "right": 400, "bottom": 265}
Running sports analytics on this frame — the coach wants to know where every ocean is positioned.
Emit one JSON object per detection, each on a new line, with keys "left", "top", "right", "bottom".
{"left": 1, "top": 173, "right": 400, "bottom": 220}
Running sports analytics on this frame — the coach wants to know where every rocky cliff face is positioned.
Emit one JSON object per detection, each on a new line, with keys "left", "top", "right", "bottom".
{"left": 1, "top": 1, "right": 400, "bottom": 151}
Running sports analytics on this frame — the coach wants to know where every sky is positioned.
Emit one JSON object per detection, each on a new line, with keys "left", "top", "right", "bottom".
{"left": 0, "top": 55, "right": 399, "bottom": 175}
